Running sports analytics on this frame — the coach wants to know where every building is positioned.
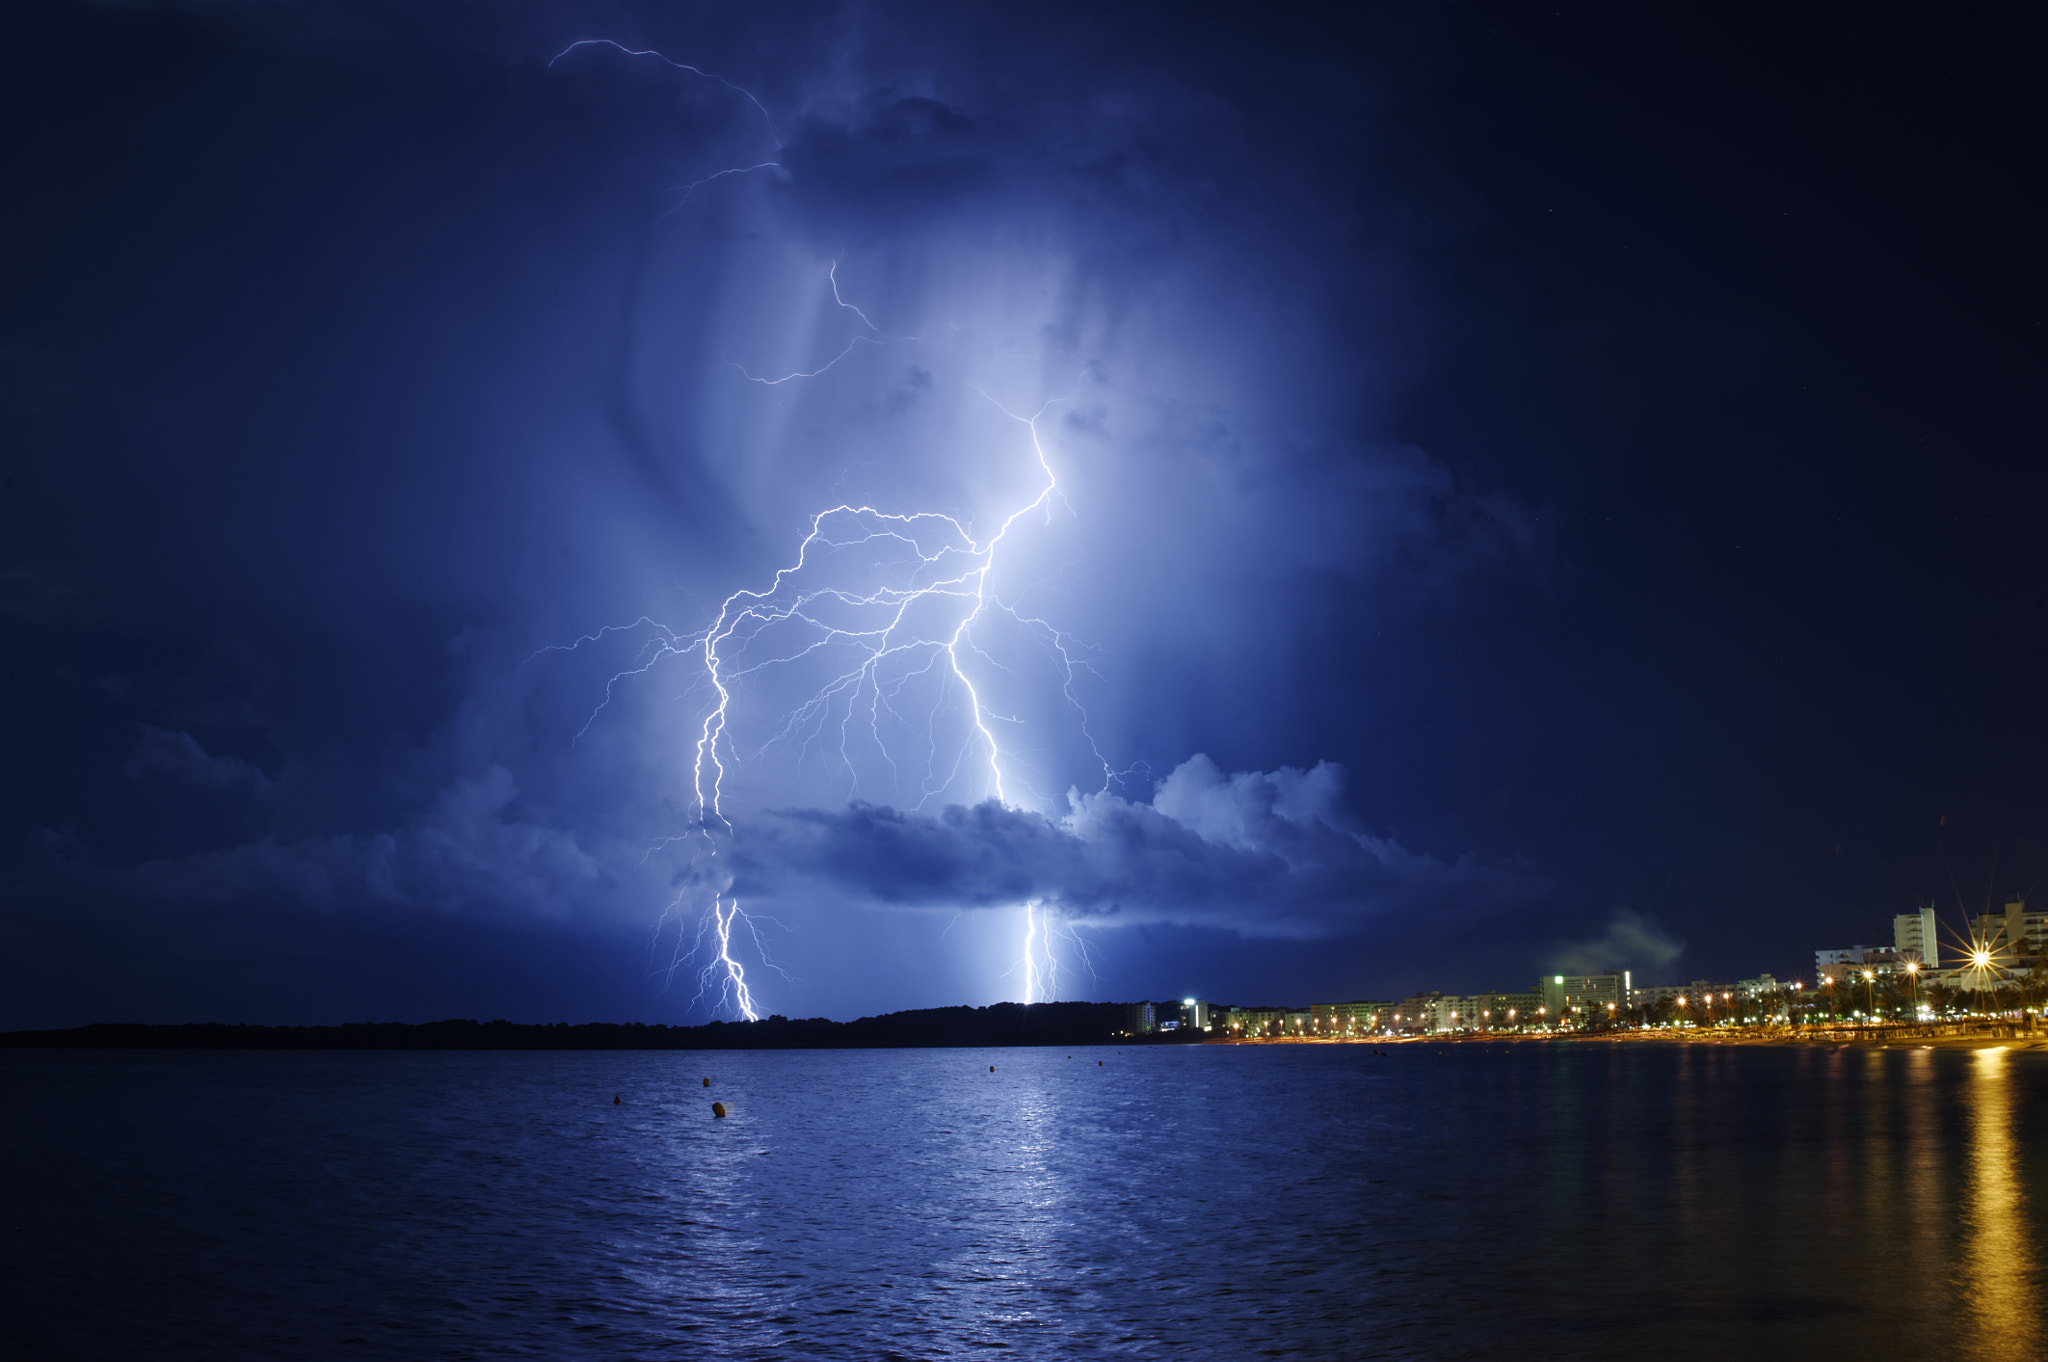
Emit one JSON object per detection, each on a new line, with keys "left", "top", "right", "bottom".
{"left": 1540, "top": 972, "right": 1630, "bottom": 1024}
{"left": 1815, "top": 946, "right": 1872, "bottom": 981}
{"left": 1736, "top": 974, "right": 1783, "bottom": 997}
{"left": 1815, "top": 946, "right": 1898, "bottom": 982}
{"left": 1476, "top": 990, "right": 1542, "bottom": 1029}
{"left": 1183, "top": 998, "right": 1212, "bottom": 1031}
{"left": 1969, "top": 899, "right": 2046, "bottom": 963}
{"left": 1427, "top": 995, "right": 1473, "bottom": 1032}
{"left": 1389, "top": 994, "right": 1441, "bottom": 1032}
{"left": 1893, "top": 905, "right": 1940, "bottom": 968}
{"left": 1310, "top": 1001, "right": 1392, "bottom": 1035}
{"left": 1125, "top": 1002, "right": 1156, "bottom": 1035}
{"left": 1228, "top": 1009, "right": 1286, "bottom": 1037}
{"left": 1630, "top": 980, "right": 1739, "bottom": 1020}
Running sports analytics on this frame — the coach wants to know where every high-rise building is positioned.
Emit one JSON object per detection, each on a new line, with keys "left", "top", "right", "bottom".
{"left": 1540, "top": 972, "right": 1630, "bottom": 1022}
{"left": 1893, "top": 906, "right": 1939, "bottom": 968}
{"left": 1968, "top": 899, "right": 2046, "bottom": 961}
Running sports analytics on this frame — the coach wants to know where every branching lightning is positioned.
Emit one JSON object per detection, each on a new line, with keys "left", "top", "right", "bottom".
{"left": 545, "top": 42, "right": 1120, "bottom": 1017}
{"left": 690, "top": 385, "right": 1109, "bottom": 816}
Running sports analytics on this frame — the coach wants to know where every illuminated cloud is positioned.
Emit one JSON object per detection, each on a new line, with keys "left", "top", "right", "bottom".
{"left": 1550, "top": 910, "right": 1686, "bottom": 978}
{"left": 736, "top": 755, "right": 1535, "bottom": 938}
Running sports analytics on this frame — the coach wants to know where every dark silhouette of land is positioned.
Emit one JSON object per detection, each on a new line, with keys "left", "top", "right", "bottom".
{"left": 0, "top": 1002, "right": 1191, "bottom": 1051}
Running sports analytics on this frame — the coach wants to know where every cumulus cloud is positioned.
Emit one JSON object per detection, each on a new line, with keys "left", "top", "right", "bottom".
{"left": 1549, "top": 909, "right": 1686, "bottom": 978}
{"left": 734, "top": 754, "right": 1535, "bottom": 937}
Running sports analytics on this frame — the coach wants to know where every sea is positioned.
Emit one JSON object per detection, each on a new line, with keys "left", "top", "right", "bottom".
{"left": 2, "top": 1040, "right": 2044, "bottom": 1360}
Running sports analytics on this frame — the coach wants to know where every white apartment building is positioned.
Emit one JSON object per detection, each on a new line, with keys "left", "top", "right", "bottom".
{"left": 1968, "top": 900, "right": 2047, "bottom": 960}
{"left": 1893, "top": 906, "right": 1939, "bottom": 968}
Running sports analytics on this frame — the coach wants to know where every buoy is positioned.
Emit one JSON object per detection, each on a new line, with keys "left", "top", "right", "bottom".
{"left": 702, "top": 1077, "right": 710, "bottom": 1087}
{"left": 711, "top": 1101, "right": 727, "bottom": 1118}
{"left": 1098, "top": 1060, "right": 1103, "bottom": 1066}
{"left": 613, "top": 1095, "right": 622, "bottom": 1105}
{"left": 989, "top": 1065, "right": 995, "bottom": 1072}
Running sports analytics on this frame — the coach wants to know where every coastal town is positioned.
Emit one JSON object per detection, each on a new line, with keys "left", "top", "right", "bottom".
{"left": 1134, "top": 900, "right": 2048, "bottom": 1039}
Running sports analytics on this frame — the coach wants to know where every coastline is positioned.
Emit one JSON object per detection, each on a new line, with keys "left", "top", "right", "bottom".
{"left": 1213, "top": 1025, "right": 2048, "bottom": 1053}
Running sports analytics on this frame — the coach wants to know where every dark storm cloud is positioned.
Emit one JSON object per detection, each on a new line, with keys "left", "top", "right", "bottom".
{"left": 124, "top": 725, "right": 272, "bottom": 795}
{"left": 32, "top": 763, "right": 654, "bottom": 922}
{"left": 0, "top": 0, "right": 1565, "bottom": 1027}
{"left": 778, "top": 92, "right": 991, "bottom": 225}
{"left": 738, "top": 756, "right": 1538, "bottom": 937}
{"left": 28, "top": 0, "right": 2013, "bottom": 1024}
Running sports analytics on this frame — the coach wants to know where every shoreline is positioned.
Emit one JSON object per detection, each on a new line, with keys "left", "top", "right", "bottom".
{"left": 1213, "top": 1026, "right": 2048, "bottom": 1053}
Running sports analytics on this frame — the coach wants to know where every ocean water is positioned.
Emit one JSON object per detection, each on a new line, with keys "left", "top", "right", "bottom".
{"left": 2, "top": 1041, "right": 2044, "bottom": 1360}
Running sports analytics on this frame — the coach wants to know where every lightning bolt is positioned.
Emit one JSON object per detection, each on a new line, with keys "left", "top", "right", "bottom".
{"left": 690, "top": 385, "right": 1106, "bottom": 817}
{"left": 672, "top": 378, "right": 1115, "bottom": 1015}
{"left": 548, "top": 39, "right": 780, "bottom": 145}
{"left": 732, "top": 259, "right": 887, "bottom": 385}
{"left": 545, "top": 43, "right": 1122, "bottom": 1016}
{"left": 1022, "top": 902, "right": 1039, "bottom": 1004}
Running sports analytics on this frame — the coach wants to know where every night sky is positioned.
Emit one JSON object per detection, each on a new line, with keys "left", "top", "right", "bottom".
{"left": 3, "top": 2, "right": 2040, "bottom": 1027}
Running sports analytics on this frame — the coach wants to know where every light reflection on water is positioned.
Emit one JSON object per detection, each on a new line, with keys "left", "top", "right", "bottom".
{"left": 1963, "top": 1047, "right": 2039, "bottom": 1362}
{"left": 4, "top": 1042, "right": 2048, "bottom": 1360}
